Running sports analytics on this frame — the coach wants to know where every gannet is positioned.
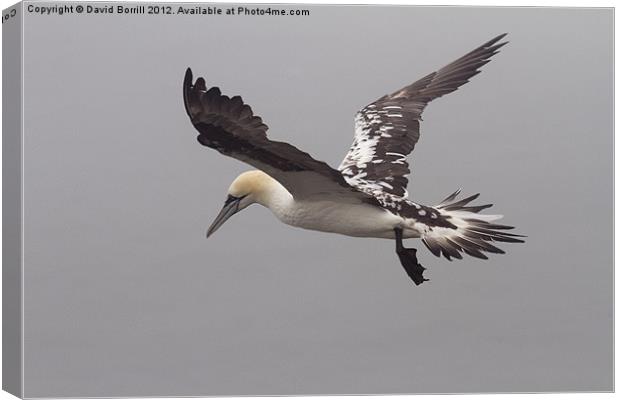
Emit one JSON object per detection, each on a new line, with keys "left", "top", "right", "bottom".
{"left": 183, "top": 33, "right": 524, "bottom": 285}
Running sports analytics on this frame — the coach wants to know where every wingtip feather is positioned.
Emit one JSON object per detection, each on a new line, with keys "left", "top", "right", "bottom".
{"left": 183, "top": 67, "right": 195, "bottom": 117}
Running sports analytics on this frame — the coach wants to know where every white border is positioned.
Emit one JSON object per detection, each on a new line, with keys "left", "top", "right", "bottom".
{"left": 0, "top": 1, "right": 615, "bottom": 399}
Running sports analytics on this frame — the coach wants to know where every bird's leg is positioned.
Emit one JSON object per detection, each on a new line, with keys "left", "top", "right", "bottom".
{"left": 394, "top": 228, "right": 428, "bottom": 286}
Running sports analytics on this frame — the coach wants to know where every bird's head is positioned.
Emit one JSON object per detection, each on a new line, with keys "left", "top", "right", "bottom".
{"left": 206, "top": 170, "right": 276, "bottom": 237}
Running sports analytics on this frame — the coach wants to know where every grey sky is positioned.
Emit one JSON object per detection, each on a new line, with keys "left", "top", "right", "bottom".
{"left": 20, "top": 4, "right": 612, "bottom": 397}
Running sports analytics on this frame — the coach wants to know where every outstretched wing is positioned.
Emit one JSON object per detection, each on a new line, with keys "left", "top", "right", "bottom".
{"left": 339, "top": 33, "right": 508, "bottom": 199}
{"left": 183, "top": 68, "right": 378, "bottom": 204}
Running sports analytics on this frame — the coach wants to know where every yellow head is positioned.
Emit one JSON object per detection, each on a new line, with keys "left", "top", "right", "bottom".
{"left": 206, "top": 170, "right": 278, "bottom": 237}
{"left": 227, "top": 170, "right": 275, "bottom": 201}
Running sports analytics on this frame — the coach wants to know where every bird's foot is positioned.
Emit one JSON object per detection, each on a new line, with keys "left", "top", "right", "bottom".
{"left": 396, "top": 247, "right": 429, "bottom": 286}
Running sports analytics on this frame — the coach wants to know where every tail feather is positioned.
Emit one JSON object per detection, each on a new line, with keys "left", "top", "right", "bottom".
{"left": 438, "top": 188, "right": 462, "bottom": 205}
{"left": 422, "top": 190, "right": 524, "bottom": 261}
{"left": 441, "top": 193, "right": 480, "bottom": 210}
{"left": 457, "top": 204, "right": 494, "bottom": 213}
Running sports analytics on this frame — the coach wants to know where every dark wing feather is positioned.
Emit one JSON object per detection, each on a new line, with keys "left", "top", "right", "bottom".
{"left": 339, "top": 34, "right": 508, "bottom": 199}
{"left": 184, "top": 69, "right": 379, "bottom": 203}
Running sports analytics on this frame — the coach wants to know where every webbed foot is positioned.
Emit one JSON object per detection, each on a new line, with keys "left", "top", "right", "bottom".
{"left": 394, "top": 228, "right": 429, "bottom": 286}
{"left": 396, "top": 247, "right": 428, "bottom": 285}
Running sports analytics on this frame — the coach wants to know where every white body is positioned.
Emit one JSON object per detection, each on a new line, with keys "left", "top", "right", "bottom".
{"left": 277, "top": 198, "right": 414, "bottom": 239}
{"left": 258, "top": 178, "right": 421, "bottom": 239}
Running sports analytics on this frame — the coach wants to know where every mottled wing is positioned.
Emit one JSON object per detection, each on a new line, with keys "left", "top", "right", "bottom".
{"left": 183, "top": 68, "right": 378, "bottom": 204}
{"left": 339, "top": 34, "right": 508, "bottom": 199}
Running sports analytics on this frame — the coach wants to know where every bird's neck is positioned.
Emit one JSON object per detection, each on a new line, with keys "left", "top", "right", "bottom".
{"left": 255, "top": 177, "right": 294, "bottom": 216}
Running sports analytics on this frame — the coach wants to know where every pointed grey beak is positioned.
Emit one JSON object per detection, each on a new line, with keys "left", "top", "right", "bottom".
{"left": 206, "top": 195, "right": 242, "bottom": 238}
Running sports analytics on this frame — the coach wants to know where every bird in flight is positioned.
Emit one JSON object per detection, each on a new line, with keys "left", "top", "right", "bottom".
{"left": 183, "top": 33, "right": 523, "bottom": 286}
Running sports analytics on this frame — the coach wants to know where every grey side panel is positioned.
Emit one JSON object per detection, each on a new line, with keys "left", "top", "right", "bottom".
{"left": 2, "top": 2, "right": 23, "bottom": 398}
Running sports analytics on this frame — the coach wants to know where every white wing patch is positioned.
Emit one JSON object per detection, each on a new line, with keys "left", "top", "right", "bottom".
{"left": 339, "top": 105, "right": 414, "bottom": 200}
{"left": 338, "top": 34, "right": 508, "bottom": 203}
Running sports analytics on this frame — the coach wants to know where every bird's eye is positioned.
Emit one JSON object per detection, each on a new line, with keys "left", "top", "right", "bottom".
{"left": 224, "top": 194, "right": 246, "bottom": 205}
{"left": 224, "top": 195, "right": 239, "bottom": 205}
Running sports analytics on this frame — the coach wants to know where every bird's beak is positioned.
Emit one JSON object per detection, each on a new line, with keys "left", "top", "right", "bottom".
{"left": 206, "top": 195, "right": 242, "bottom": 238}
